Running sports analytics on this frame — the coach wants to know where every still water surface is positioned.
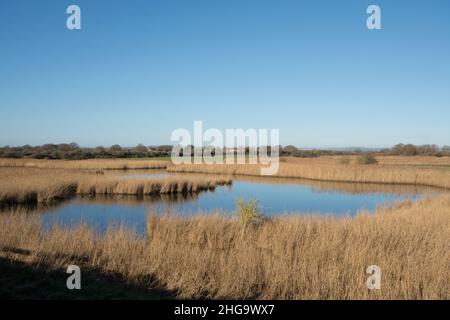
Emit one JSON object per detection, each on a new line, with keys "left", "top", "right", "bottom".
{"left": 35, "top": 170, "right": 442, "bottom": 234}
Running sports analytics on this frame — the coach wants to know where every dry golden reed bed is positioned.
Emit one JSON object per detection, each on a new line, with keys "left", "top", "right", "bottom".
{"left": 0, "top": 167, "right": 231, "bottom": 205}
{"left": 283, "top": 155, "right": 450, "bottom": 166}
{"left": 0, "top": 195, "right": 448, "bottom": 299}
{"left": 167, "top": 160, "right": 450, "bottom": 189}
{"left": 0, "top": 158, "right": 168, "bottom": 170}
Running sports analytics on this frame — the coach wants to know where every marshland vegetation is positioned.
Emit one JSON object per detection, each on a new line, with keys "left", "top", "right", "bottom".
{"left": 0, "top": 158, "right": 168, "bottom": 170}
{"left": 0, "top": 156, "right": 449, "bottom": 299}
{"left": 1, "top": 194, "right": 448, "bottom": 299}
{"left": 167, "top": 159, "right": 450, "bottom": 189}
{"left": 0, "top": 166, "right": 231, "bottom": 206}
{"left": 1, "top": 156, "right": 450, "bottom": 207}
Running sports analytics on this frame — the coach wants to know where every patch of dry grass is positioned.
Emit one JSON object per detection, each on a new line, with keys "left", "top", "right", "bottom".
{"left": 0, "top": 167, "right": 231, "bottom": 205}
{"left": 0, "top": 158, "right": 168, "bottom": 170}
{"left": 0, "top": 168, "right": 85, "bottom": 205}
{"left": 76, "top": 176, "right": 231, "bottom": 196}
{"left": 374, "top": 155, "right": 450, "bottom": 166}
{"left": 168, "top": 160, "right": 450, "bottom": 189}
{"left": 0, "top": 195, "right": 448, "bottom": 299}
{"left": 282, "top": 155, "right": 450, "bottom": 166}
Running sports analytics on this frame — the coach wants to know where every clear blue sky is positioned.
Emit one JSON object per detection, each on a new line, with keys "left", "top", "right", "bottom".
{"left": 1, "top": 0, "right": 449, "bottom": 148}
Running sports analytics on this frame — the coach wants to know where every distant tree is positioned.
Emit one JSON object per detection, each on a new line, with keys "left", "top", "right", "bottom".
{"left": 135, "top": 144, "right": 148, "bottom": 153}
{"left": 390, "top": 144, "right": 404, "bottom": 155}
{"left": 110, "top": 144, "right": 122, "bottom": 152}
{"left": 282, "top": 145, "right": 298, "bottom": 156}
{"left": 158, "top": 145, "right": 173, "bottom": 153}
{"left": 134, "top": 144, "right": 149, "bottom": 157}
{"left": 356, "top": 154, "right": 378, "bottom": 165}
{"left": 403, "top": 144, "right": 417, "bottom": 156}
{"left": 389, "top": 143, "right": 444, "bottom": 156}
{"left": 109, "top": 145, "right": 123, "bottom": 158}
{"left": 415, "top": 144, "right": 437, "bottom": 156}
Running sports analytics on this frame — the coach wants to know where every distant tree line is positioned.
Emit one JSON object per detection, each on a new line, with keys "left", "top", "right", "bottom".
{"left": 0, "top": 143, "right": 449, "bottom": 160}
{"left": 280, "top": 144, "right": 450, "bottom": 157}
{"left": 0, "top": 143, "right": 172, "bottom": 160}
{"left": 388, "top": 144, "right": 450, "bottom": 156}
{"left": 280, "top": 145, "right": 345, "bottom": 158}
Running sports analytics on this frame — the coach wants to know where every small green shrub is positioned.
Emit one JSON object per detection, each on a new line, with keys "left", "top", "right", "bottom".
{"left": 339, "top": 157, "right": 351, "bottom": 165}
{"left": 356, "top": 154, "right": 378, "bottom": 165}
{"left": 236, "top": 198, "right": 265, "bottom": 231}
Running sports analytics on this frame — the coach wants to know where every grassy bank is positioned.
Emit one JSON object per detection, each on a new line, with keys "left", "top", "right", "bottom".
{"left": 1, "top": 195, "right": 448, "bottom": 299}
{"left": 0, "top": 159, "right": 168, "bottom": 170}
{"left": 167, "top": 160, "right": 450, "bottom": 189}
{"left": 0, "top": 167, "right": 231, "bottom": 205}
